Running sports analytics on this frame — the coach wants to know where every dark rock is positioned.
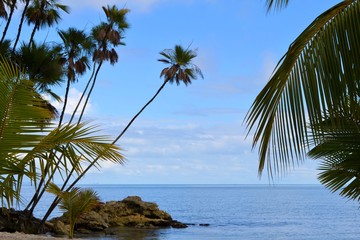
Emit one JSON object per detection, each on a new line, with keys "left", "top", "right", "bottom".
{"left": 171, "top": 220, "right": 188, "bottom": 228}
{"left": 0, "top": 208, "right": 51, "bottom": 234}
{"left": 199, "top": 223, "right": 210, "bottom": 227}
{"left": 50, "top": 195, "right": 187, "bottom": 234}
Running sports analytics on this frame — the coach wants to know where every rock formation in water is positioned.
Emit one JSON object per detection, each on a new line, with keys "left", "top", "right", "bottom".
{"left": 0, "top": 196, "right": 187, "bottom": 236}
{"left": 50, "top": 196, "right": 187, "bottom": 235}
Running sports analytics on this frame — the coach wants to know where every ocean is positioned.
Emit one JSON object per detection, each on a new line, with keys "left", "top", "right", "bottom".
{"left": 24, "top": 184, "right": 360, "bottom": 239}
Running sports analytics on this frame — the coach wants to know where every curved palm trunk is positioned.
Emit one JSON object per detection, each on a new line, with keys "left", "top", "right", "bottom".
{"left": 12, "top": 0, "right": 30, "bottom": 52}
{"left": 41, "top": 80, "right": 169, "bottom": 225}
{"left": 28, "top": 24, "right": 38, "bottom": 47}
{"left": 113, "top": 80, "right": 168, "bottom": 142}
{"left": 68, "top": 62, "right": 97, "bottom": 124}
{"left": 1, "top": 1, "right": 17, "bottom": 43}
{"left": 58, "top": 78, "right": 71, "bottom": 126}
{"left": 76, "top": 61, "right": 102, "bottom": 124}
{"left": 26, "top": 63, "right": 98, "bottom": 216}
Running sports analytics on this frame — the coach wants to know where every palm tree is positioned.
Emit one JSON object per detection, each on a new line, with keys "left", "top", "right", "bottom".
{"left": 47, "top": 183, "right": 99, "bottom": 238}
{"left": 114, "top": 44, "right": 203, "bottom": 143}
{"left": 245, "top": 0, "right": 359, "bottom": 197}
{"left": 32, "top": 6, "right": 129, "bottom": 225}
{"left": 24, "top": 28, "right": 94, "bottom": 213}
{"left": 40, "top": 44, "right": 203, "bottom": 225}
{"left": 0, "top": 56, "right": 124, "bottom": 211}
{"left": 73, "top": 5, "right": 129, "bottom": 123}
{"left": 58, "top": 27, "right": 94, "bottom": 125}
{"left": 0, "top": 55, "right": 52, "bottom": 207}
{"left": 26, "top": 0, "right": 69, "bottom": 46}
{"left": 14, "top": 42, "right": 64, "bottom": 116}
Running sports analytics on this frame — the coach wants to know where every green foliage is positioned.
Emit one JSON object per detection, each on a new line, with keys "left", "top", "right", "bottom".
{"left": 0, "top": 1, "right": 201, "bottom": 231}
{"left": 0, "top": 56, "right": 124, "bottom": 209}
{"left": 309, "top": 101, "right": 360, "bottom": 201}
{"left": 47, "top": 183, "right": 99, "bottom": 238}
{"left": 246, "top": 0, "right": 360, "bottom": 201}
{"left": 159, "top": 45, "right": 203, "bottom": 85}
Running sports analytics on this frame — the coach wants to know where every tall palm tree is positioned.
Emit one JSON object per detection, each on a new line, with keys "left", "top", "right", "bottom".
{"left": 58, "top": 27, "right": 94, "bottom": 125}
{"left": 245, "top": 0, "right": 359, "bottom": 197}
{"left": 26, "top": 0, "right": 69, "bottom": 46}
{"left": 74, "top": 5, "right": 129, "bottom": 123}
{"left": 41, "top": 44, "right": 203, "bottom": 225}
{"left": 24, "top": 28, "right": 94, "bottom": 214}
{"left": 114, "top": 44, "right": 203, "bottom": 142}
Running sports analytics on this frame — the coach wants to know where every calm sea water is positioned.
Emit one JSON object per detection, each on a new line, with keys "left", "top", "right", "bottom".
{"left": 23, "top": 184, "right": 360, "bottom": 239}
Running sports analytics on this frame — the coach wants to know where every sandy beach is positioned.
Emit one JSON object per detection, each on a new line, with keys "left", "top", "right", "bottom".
{"left": 0, "top": 232, "right": 77, "bottom": 240}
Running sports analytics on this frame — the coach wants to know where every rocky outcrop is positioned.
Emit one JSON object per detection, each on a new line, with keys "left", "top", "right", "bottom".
{"left": 0, "top": 208, "right": 51, "bottom": 234}
{"left": 50, "top": 196, "right": 187, "bottom": 235}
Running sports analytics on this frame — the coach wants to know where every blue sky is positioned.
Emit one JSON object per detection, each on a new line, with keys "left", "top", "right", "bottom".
{"left": 10, "top": 0, "right": 341, "bottom": 184}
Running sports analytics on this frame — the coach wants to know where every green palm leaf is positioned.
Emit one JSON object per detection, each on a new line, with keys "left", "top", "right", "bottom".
{"left": 308, "top": 102, "right": 360, "bottom": 201}
{"left": 0, "top": 55, "right": 52, "bottom": 155}
{"left": 245, "top": 0, "right": 360, "bottom": 175}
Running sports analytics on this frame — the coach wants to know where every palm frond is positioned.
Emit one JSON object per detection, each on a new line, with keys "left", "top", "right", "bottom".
{"left": 265, "top": 0, "right": 290, "bottom": 12}
{"left": 0, "top": 56, "right": 53, "bottom": 155}
{"left": 308, "top": 101, "right": 360, "bottom": 201}
{"left": 245, "top": 0, "right": 359, "bottom": 175}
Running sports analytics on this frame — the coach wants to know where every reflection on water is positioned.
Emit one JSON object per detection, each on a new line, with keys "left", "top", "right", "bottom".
{"left": 75, "top": 227, "right": 171, "bottom": 240}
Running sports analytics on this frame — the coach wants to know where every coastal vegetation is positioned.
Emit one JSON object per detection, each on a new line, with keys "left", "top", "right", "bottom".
{"left": 246, "top": 0, "right": 360, "bottom": 201}
{"left": 0, "top": 0, "right": 202, "bottom": 235}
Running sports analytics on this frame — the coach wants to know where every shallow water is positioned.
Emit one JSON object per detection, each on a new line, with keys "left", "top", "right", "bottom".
{"left": 22, "top": 185, "right": 360, "bottom": 239}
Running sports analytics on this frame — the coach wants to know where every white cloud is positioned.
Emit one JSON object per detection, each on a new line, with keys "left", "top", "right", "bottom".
{"left": 51, "top": 87, "right": 93, "bottom": 116}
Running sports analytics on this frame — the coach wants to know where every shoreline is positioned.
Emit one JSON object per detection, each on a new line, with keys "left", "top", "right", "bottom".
{"left": 0, "top": 232, "right": 70, "bottom": 240}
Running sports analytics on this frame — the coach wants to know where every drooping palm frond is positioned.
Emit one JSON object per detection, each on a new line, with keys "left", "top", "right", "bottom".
{"left": 245, "top": 1, "right": 360, "bottom": 175}
{"left": 0, "top": 55, "right": 53, "bottom": 155}
{"left": 0, "top": 55, "right": 52, "bottom": 206}
{"left": 19, "top": 122, "right": 125, "bottom": 182}
{"left": 308, "top": 101, "right": 360, "bottom": 201}
{"left": 0, "top": 56, "right": 124, "bottom": 208}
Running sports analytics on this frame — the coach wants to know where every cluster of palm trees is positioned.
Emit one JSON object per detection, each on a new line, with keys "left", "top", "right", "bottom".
{"left": 246, "top": 0, "right": 360, "bottom": 201}
{"left": 0, "top": 0, "right": 203, "bottom": 234}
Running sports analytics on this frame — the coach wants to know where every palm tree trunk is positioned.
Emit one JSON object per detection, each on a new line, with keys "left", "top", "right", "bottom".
{"left": 28, "top": 24, "right": 37, "bottom": 47}
{"left": 12, "top": 0, "right": 30, "bottom": 52}
{"left": 26, "top": 62, "right": 98, "bottom": 219}
{"left": 41, "top": 80, "right": 169, "bottom": 225}
{"left": 76, "top": 61, "right": 102, "bottom": 124}
{"left": 113, "top": 80, "right": 168, "bottom": 142}
{"left": 58, "top": 78, "right": 71, "bottom": 126}
{"left": 68, "top": 62, "right": 97, "bottom": 124}
{"left": 1, "top": 1, "right": 16, "bottom": 43}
